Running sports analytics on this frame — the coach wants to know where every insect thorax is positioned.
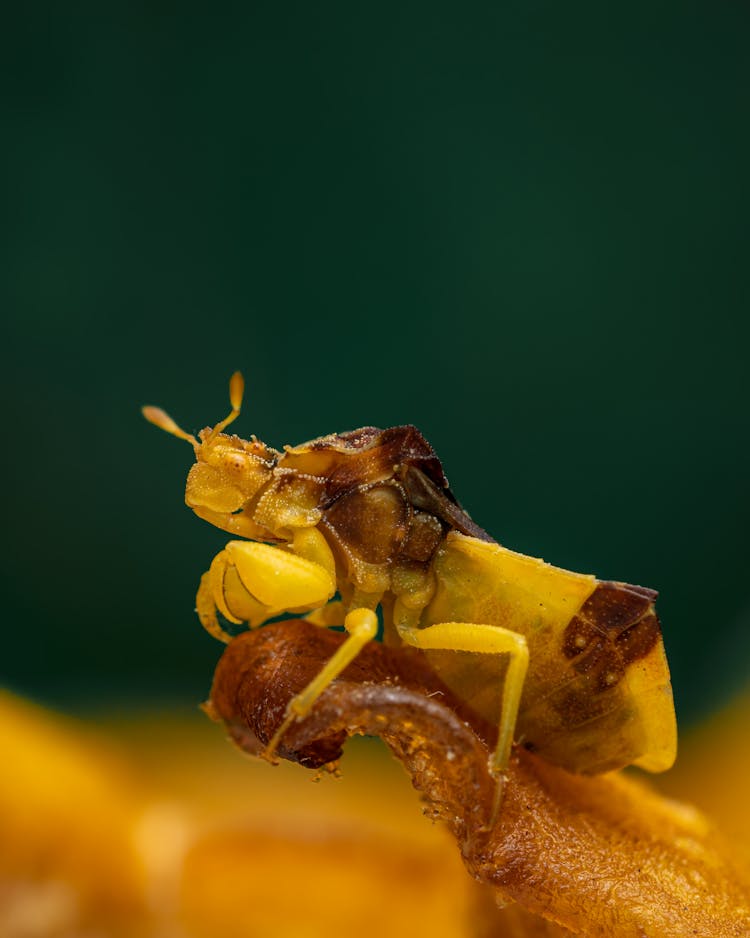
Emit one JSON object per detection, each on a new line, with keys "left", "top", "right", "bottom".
{"left": 250, "top": 425, "right": 493, "bottom": 599}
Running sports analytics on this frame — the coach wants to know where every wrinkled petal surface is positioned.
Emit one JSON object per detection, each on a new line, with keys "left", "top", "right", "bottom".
{"left": 209, "top": 620, "right": 750, "bottom": 938}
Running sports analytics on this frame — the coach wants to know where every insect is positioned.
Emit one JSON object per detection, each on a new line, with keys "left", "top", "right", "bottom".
{"left": 143, "top": 373, "right": 677, "bottom": 781}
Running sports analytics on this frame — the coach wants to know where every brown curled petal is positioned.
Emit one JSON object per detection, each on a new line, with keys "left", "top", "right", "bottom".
{"left": 208, "top": 621, "right": 750, "bottom": 938}
{"left": 209, "top": 623, "right": 495, "bottom": 834}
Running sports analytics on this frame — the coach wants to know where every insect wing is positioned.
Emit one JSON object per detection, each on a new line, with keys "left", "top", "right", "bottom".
{"left": 422, "top": 534, "right": 676, "bottom": 774}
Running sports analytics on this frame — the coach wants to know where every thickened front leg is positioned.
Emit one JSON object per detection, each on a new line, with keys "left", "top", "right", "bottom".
{"left": 195, "top": 536, "right": 337, "bottom": 639}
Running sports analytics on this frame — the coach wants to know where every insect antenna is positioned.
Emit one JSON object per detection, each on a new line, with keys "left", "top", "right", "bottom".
{"left": 141, "top": 404, "right": 199, "bottom": 446}
{"left": 207, "top": 370, "right": 245, "bottom": 441}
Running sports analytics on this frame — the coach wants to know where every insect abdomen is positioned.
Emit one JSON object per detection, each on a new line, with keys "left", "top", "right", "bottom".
{"left": 420, "top": 533, "right": 677, "bottom": 774}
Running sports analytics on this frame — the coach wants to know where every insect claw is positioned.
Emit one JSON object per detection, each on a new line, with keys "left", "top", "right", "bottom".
{"left": 262, "top": 710, "right": 298, "bottom": 765}
{"left": 260, "top": 747, "right": 281, "bottom": 767}
{"left": 488, "top": 771, "right": 507, "bottom": 831}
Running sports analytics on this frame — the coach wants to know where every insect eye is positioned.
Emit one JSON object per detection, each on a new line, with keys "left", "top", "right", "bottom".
{"left": 208, "top": 445, "right": 251, "bottom": 475}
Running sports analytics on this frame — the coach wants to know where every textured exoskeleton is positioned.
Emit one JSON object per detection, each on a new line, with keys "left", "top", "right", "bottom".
{"left": 144, "top": 373, "right": 677, "bottom": 783}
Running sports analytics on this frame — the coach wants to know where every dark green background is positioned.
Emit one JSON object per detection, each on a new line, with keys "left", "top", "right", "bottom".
{"left": 3, "top": 3, "right": 749, "bottom": 726}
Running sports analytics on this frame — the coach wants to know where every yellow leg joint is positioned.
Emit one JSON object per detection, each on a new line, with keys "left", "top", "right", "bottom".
{"left": 397, "top": 621, "right": 529, "bottom": 777}
{"left": 263, "top": 608, "right": 379, "bottom": 761}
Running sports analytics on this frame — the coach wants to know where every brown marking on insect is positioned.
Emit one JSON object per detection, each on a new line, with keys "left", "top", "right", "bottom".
{"left": 561, "top": 582, "right": 662, "bottom": 695}
{"left": 322, "top": 483, "right": 411, "bottom": 565}
{"left": 286, "top": 424, "right": 463, "bottom": 505}
{"left": 562, "top": 616, "right": 600, "bottom": 660}
{"left": 278, "top": 424, "right": 489, "bottom": 573}
{"left": 320, "top": 427, "right": 446, "bottom": 503}
{"left": 615, "top": 613, "right": 661, "bottom": 664}
{"left": 576, "top": 581, "right": 656, "bottom": 632}
{"left": 398, "top": 464, "right": 495, "bottom": 543}
{"left": 552, "top": 686, "right": 617, "bottom": 728}
{"left": 399, "top": 510, "right": 444, "bottom": 564}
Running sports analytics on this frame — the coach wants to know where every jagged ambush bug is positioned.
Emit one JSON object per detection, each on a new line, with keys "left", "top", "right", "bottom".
{"left": 143, "top": 373, "right": 677, "bottom": 786}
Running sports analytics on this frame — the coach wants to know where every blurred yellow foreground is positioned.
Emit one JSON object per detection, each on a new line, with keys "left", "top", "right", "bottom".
{"left": 1, "top": 689, "right": 748, "bottom": 937}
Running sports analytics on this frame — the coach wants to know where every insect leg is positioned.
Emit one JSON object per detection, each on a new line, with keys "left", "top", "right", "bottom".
{"left": 195, "top": 540, "right": 337, "bottom": 640}
{"left": 223, "top": 540, "right": 335, "bottom": 610}
{"left": 304, "top": 602, "right": 346, "bottom": 627}
{"left": 195, "top": 566, "right": 235, "bottom": 644}
{"left": 396, "top": 622, "right": 529, "bottom": 778}
{"left": 262, "top": 607, "right": 379, "bottom": 762}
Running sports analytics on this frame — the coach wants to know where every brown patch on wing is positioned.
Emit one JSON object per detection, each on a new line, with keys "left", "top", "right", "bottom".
{"left": 548, "top": 686, "right": 620, "bottom": 730}
{"left": 562, "top": 582, "right": 661, "bottom": 693}
{"left": 615, "top": 613, "right": 661, "bottom": 663}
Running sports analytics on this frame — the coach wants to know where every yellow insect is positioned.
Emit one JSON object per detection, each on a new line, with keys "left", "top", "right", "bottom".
{"left": 143, "top": 373, "right": 677, "bottom": 781}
